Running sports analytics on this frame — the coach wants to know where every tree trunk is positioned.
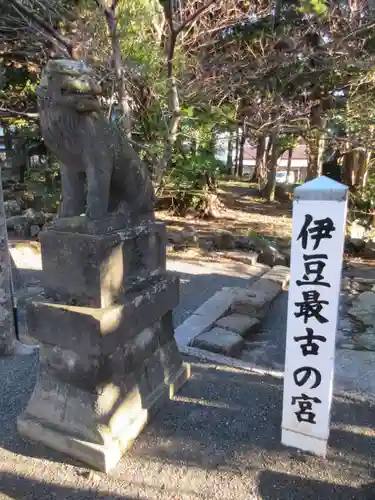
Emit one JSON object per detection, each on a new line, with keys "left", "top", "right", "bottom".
{"left": 234, "top": 127, "right": 240, "bottom": 176}
{"left": 286, "top": 146, "right": 293, "bottom": 183}
{"left": 156, "top": 22, "right": 180, "bottom": 182}
{"left": 259, "top": 134, "right": 272, "bottom": 191}
{"left": 274, "top": 0, "right": 283, "bottom": 26}
{"left": 265, "top": 149, "right": 278, "bottom": 202}
{"left": 363, "top": 150, "right": 372, "bottom": 189}
{"left": 164, "top": 74, "right": 181, "bottom": 169}
{"left": 356, "top": 126, "right": 375, "bottom": 190}
{"left": 208, "top": 129, "right": 216, "bottom": 155}
{"left": 354, "top": 148, "right": 368, "bottom": 190}
{"left": 104, "top": 6, "right": 132, "bottom": 138}
{"left": 264, "top": 126, "right": 280, "bottom": 202}
{"left": 306, "top": 135, "right": 325, "bottom": 181}
{"left": 238, "top": 122, "right": 247, "bottom": 177}
{"left": 3, "top": 125, "right": 12, "bottom": 166}
{"left": 343, "top": 149, "right": 356, "bottom": 188}
{"left": 12, "top": 133, "right": 28, "bottom": 182}
{"left": 226, "top": 133, "right": 233, "bottom": 174}
{"left": 306, "top": 103, "right": 325, "bottom": 181}
{"left": 253, "top": 135, "right": 266, "bottom": 182}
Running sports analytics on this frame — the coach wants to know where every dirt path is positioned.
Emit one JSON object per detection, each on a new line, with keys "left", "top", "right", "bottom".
{"left": 158, "top": 180, "right": 293, "bottom": 263}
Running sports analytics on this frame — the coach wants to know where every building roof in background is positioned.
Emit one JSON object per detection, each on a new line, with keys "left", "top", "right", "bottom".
{"left": 243, "top": 142, "right": 307, "bottom": 161}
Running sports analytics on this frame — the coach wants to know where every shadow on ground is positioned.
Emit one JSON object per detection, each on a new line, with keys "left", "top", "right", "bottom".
{"left": 1, "top": 355, "right": 374, "bottom": 499}
{"left": 258, "top": 470, "right": 375, "bottom": 499}
{"left": 0, "top": 472, "right": 138, "bottom": 500}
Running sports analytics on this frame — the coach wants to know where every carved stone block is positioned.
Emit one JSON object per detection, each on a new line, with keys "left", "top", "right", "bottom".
{"left": 18, "top": 352, "right": 189, "bottom": 473}
{"left": 40, "top": 219, "right": 167, "bottom": 307}
{"left": 18, "top": 222, "right": 190, "bottom": 472}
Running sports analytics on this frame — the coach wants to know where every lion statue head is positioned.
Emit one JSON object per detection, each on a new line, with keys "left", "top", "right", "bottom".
{"left": 36, "top": 58, "right": 155, "bottom": 221}
{"left": 37, "top": 59, "right": 103, "bottom": 113}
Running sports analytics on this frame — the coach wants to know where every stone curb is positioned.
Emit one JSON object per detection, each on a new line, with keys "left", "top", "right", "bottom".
{"left": 180, "top": 345, "right": 284, "bottom": 378}
{"left": 175, "top": 266, "right": 290, "bottom": 354}
{"left": 180, "top": 347, "right": 375, "bottom": 404}
{"left": 174, "top": 264, "right": 270, "bottom": 347}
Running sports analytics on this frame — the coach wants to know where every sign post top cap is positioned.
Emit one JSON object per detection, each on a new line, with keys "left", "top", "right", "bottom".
{"left": 294, "top": 176, "right": 348, "bottom": 202}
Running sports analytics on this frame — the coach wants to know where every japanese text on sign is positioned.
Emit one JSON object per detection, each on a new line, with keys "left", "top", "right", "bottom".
{"left": 292, "top": 215, "right": 336, "bottom": 425}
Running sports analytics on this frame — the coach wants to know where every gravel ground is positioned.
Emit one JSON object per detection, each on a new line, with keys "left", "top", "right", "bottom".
{"left": 1, "top": 355, "right": 375, "bottom": 500}
{"left": 2, "top": 250, "right": 375, "bottom": 499}
{"left": 240, "top": 286, "right": 375, "bottom": 400}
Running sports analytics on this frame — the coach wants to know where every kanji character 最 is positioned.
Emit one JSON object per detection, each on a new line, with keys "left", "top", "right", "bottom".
{"left": 294, "top": 290, "right": 329, "bottom": 324}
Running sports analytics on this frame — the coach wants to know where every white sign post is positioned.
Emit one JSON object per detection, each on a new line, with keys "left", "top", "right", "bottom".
{"left": 282, "top": 176, "right": 348, "bottom": 457}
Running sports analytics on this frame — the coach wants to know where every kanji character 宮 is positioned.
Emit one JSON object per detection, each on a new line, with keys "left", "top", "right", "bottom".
{"left": 291, "top": 393, "right": 322, "bottom": 424}
{"left": 294, "top": 290, "right": 329, "bottom": 324}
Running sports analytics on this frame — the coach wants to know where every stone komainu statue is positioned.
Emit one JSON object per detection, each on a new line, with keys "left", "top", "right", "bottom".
{"left": 37, "top": 59, "right": 155, "bottom": 220}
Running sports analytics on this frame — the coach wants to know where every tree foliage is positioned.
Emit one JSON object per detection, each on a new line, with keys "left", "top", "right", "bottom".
{"left": 2, "top": 0, "right": 375, "bottom": 213}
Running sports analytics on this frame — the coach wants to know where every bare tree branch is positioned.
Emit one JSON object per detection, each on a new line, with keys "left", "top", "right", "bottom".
{"left": 0, "top": 108, "right": 39, "bottom": 120}
{"left": 175, "top": 0, "right": 216, "bottom": 35}
{"left": 7, "top": 0, "right": 74, "bottom": 57}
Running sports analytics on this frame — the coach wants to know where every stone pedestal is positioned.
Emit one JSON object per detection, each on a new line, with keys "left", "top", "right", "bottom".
{"left": 17, "top": 217, "right": 190, "bottom": 472}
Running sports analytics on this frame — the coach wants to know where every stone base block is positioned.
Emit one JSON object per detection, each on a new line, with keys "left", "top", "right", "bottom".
{"left": 40, "top": 221, "right": 167, "bottom": 307}
{"left": 17, "top": 352, "right": 190, "bottom": 473}
{"left": 26, "top": 275, "right": 179, "bottom": 357}
{"left": 45, "top": 214, "right": 155, "bottom": 235}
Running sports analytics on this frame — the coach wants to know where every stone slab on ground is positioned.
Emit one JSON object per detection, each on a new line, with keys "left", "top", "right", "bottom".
{"left": 348, "top": 291, "right": 375, "bottom": 326}
{"left": 334, "top": 349, "right": 375, "bottom": 398}
{"left": 174, "top": 260, "right": 272, "bottom": 346}
{"left": 354, "top": 329, "right": 375, "bottom": 351}
{"left": 168, "top": 259, "right": 270, "bottom": 326}
{"left": 174, "top": 313, "right": 216, "bottom": 347}
{"left": 230, "top": 278, "right": 281, "bottom": 318}
{"left": 256, "top": 277, "right": 283, "bottom": 296}
{"left": 262, "top": 265, "right": 290, "bottom": 289}
{"left": 215, "top": 313, "right": 260, "bottom": 337}
{"left": 193, "top": 327, "right": 244, "bottom": 357}
{"left": 174, "top": 289, "right": 235, "bottom": 346}
{"left": 216, "top": 250, "right": 259, "bottom": 266}
{"left": 192, "top": 289, "right": 235, "bottom": 323}
{"left": 246, "top": 262, "right": 271, "bottom": 277}
{"left": 175, "top": 263, "right": 286, "bottom": 351}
